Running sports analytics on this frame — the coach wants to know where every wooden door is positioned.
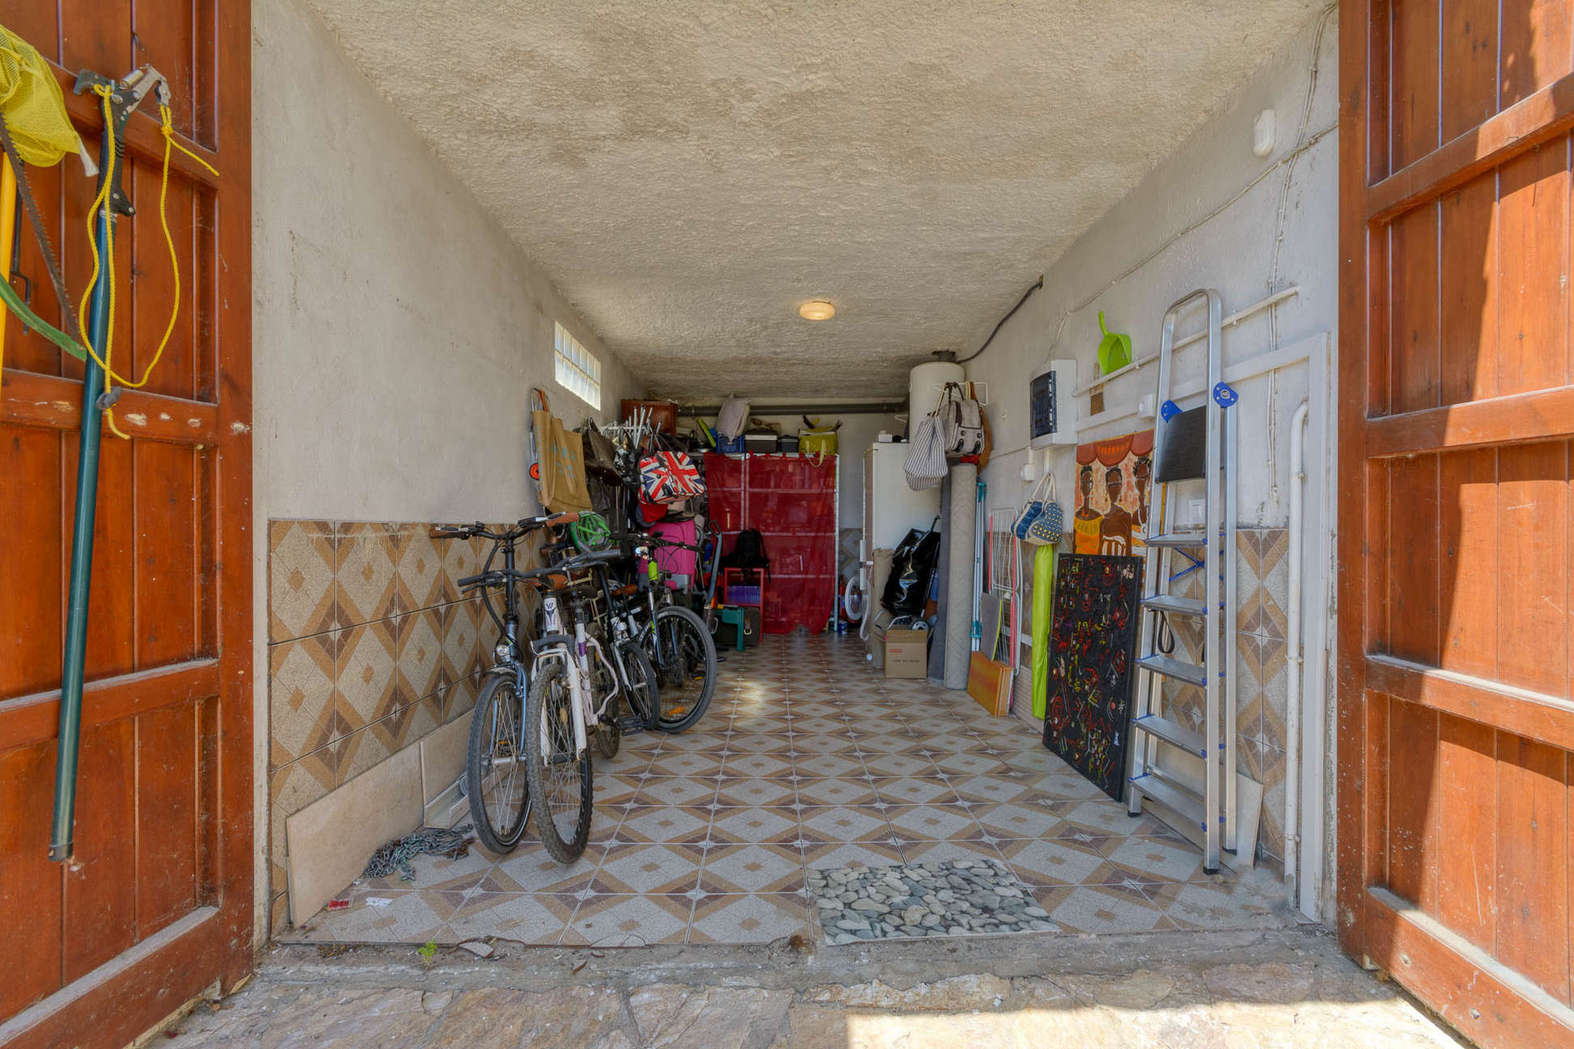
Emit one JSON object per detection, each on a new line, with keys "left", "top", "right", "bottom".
{"left": 1340, "top": 2, "right": 1574, "bottom": 1046}
{"left": 0, "top": 4, "right": 252, "bottom": 1048}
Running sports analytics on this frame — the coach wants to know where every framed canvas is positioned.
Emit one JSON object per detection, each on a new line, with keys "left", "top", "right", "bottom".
{"left": 1042, "top": 554, "right": 1144, "bottom": 799}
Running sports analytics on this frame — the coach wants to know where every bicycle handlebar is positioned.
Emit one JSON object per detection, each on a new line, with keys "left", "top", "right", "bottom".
{"left": 432, "top": 511, "right": 581, "bottom": 542}
{"left": 456, "top": 550, "right": 623, "bottom": 593}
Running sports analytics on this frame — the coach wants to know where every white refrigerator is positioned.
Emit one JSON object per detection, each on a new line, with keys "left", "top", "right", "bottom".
{"left": 861, "top": 443, "right": 941, "bottom": 661}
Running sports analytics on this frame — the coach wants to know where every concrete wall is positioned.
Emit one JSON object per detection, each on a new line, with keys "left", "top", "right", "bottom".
{"left": 961, "top": 8, "right": 1338, "bottom": 922}
{"left": 251, "top": 0, "right": 641, "bottom": 940}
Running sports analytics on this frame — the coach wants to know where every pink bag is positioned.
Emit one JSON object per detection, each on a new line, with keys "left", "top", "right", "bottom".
{"left": 651, "top": 519, "right": 698, "bottom": 586}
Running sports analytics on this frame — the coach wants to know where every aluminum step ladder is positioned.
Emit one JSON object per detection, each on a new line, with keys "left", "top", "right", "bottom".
{"left": 1126, "top": 288, "right": 1238, "bottom": 873}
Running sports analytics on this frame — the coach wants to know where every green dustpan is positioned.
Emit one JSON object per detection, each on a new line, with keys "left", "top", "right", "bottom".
{"left": 1097, "top": 311, "right": 1133, "bottom": 375}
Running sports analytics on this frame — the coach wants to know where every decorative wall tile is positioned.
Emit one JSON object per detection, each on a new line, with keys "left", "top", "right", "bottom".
{"left": 396, "top": 608, "right": 444, "bottom": 704}
{"left": 335, "top": 523, "right": 400, "bottom": 625}
{"left": 370, "top": 703, "right": 416, "bottom": 756}
{"left": 337, "top": 717, "right": 395, "bottom": 786}
{"left": 334, "top": 619, "right": 398, "bottom": 735}
{"left": 477, "top": 599, "right": 503, "bottom": 670}
{"left": 396, "top": 525, "right": 444, "bottom": 612}
{"left": 442, "top": 599, "right": 480, "bottom": 687}
{"left": 269, "top": 633, "right": 340, "bottom": 769}
{"left": 271, "top": 748, "right": 337, "bottom": 824}
{"left": 439, "top": 533, "right": 482, "bottom": 603}
{"left": 408, "top": 691, "right": 444, "bottom": 743}
{"left": 446, "top": 671, "right": 480, "bottom": 723}
{"left": 268, "top": 520, "right": 337, "bottom": 642}
{"left": 1257, "top": 635, "right": 1288, "bottom": 746}
{"left": 1237, "top": 528, "right": 1289, "bottom": 640}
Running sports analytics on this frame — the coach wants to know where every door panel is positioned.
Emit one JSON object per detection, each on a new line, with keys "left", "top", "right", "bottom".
{"left": 0, "top": 3, "right": 252, "bottom": 1048}
{"left": 1341, "top": 2, "right": 1574, "bottom": 1044}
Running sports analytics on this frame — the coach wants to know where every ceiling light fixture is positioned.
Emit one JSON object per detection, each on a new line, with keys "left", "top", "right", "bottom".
{"left": 798, "top": 299, "right": 836, "bottom": 321}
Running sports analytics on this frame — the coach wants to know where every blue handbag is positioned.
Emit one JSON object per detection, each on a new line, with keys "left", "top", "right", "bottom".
{"left": 1024, "top": 474, "right": 1063, "bottom": 546}
{"left": 1013, "top": 472, "right": 1050, "bottom": 540}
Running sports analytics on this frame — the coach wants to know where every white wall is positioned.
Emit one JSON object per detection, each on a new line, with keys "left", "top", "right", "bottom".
{"left": 249, "top": 0, "right": 641, "bottom": 939}
{"left": 961, "top": 7, "right": 1339, "bottom": 921}
{"left": 969, "top": 8, "right": 1337, "bottom": 498}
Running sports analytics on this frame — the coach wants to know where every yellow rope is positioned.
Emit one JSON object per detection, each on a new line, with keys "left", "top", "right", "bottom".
{"left": 72, "top": 89, "right": 219, "bottom": 439}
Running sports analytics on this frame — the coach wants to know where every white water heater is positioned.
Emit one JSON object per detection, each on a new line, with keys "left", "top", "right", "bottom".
{"left": 908, "top": 358, "right": 965, "bottom": 427}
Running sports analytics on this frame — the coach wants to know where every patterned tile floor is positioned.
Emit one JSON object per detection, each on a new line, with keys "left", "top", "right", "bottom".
{"left": 284, "top": 633, "right": 1287, "bottom": 947}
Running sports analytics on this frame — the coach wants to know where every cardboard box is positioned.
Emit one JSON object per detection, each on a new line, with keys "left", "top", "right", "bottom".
{"left": 884, "top": 627, "right": 930, "bottom": 678}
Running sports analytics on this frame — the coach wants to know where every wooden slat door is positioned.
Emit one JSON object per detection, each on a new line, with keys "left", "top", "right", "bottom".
{"left": 1340, "top": 2, "right": 1574, "bottom": 1046}
{"left": 0, "top": 3, "right": 251, "bottom": 1048}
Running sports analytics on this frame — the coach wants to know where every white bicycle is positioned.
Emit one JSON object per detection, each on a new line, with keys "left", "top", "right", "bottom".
{"left": 522, "top": 550, "right": 633, "bottom": 863}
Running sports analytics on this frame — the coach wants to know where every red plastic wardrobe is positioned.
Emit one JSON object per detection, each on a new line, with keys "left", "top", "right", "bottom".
{"left": 705, "top": 453, "right": 836, "bottom": 633}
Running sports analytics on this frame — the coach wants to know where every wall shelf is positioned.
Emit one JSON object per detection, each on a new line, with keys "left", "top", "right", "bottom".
{"left": 1071, "top": 287, "right": 1300, "bottom": 397}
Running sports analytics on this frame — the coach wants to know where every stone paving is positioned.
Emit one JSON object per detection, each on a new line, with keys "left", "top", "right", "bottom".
{"left": 159, "top": 930, "right": 1463, "bottom": 1049}
{"left": 808, "top": 858, "right": 1055, "bottom": 943}
{"left": 286, "top": 634, "right": 1284, "bottom": 948}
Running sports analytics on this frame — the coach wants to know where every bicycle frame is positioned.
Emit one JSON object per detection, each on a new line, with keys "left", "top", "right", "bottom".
{"left": 478, "top": 527, "right": 530, "bottom": 685}
{"left": 531, "top": 591, "right": 620, "bottom": 757}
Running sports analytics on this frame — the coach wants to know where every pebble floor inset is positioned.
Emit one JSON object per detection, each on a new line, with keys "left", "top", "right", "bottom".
{"left": 284, "top": 633, "right": 1287, "bottom": 947}
{"left": 808, "top": 858, "right": 1056, "bottom": 943}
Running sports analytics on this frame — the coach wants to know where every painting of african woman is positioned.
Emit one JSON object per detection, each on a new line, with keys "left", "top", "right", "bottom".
{"left": 1071, "top": 429, "right": 1154, "bottom": 556}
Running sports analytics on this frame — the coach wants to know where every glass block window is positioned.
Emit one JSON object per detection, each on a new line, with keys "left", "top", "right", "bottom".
{"left": 553, "top": 322, "right": 602, "bottom": 410}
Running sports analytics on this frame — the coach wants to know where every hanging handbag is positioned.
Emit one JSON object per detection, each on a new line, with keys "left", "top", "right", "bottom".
{"left": 903, "top": 412, "right": 948, "bottom": 490}
{"left": 1013, "top": 471, "right": 1050, "bottom": 539}
{"left": 1026, "top": 497, "right": 1063, "bottom": 546}
{"left": 1024, "top": 474, "right": 1063, "bottom": 546}
{"left": 937, "top": 382, "right": 985, "bottom": 458}
{"left": 531, "top": 393, "right": 593, "bottom": 513}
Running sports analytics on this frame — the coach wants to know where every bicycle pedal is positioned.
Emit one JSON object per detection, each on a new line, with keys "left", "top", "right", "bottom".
{"left": 618, "top": 715, "right": 648, "bottom": 734}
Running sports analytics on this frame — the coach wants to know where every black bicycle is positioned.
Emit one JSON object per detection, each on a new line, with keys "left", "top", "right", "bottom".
{"left": 606, "top": 531, "right": 719, "bottom": 733}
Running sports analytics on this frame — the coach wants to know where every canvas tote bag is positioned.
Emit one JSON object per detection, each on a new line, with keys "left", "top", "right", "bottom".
{"left": 532, "top": 404, "right": 594, "bottom": 512}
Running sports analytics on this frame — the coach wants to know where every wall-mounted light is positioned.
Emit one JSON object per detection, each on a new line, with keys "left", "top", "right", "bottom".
{"left": 798, "top": 300, "right": 836, "bottom": 321}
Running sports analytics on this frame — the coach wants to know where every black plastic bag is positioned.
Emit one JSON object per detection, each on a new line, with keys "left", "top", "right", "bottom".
{"left": 881, "top": 519, "right": 942, "bottom": 618}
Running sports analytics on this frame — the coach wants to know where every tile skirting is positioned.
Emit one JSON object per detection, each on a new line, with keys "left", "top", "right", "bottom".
{"left": 266, "top": 517, "right": 510, "bottom": 934}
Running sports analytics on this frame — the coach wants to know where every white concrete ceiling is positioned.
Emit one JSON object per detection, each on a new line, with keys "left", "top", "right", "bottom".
{"left": 303, "top": 0, "right": 1322, "bottom": 399}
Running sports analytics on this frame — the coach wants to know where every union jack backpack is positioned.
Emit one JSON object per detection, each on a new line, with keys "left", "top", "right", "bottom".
{"left": 639, "top": 450, "right": 706, "bottom": 504}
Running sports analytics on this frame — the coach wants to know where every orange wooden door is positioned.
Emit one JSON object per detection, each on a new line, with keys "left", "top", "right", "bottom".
{"left": 1340, "top": 2, "right": 1574, "bottom": 1046}
{"left": 0, "top": 3, "right": 251, "bottom": 1048}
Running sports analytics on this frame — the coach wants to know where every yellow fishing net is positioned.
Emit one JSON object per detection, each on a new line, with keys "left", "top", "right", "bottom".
{"left": 0, "top": 23, "right": 84, "bottom": 167}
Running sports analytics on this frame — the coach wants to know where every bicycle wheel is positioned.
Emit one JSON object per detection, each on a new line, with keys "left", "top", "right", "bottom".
{"left": 523, "top": 661, "right": 594, "bottom": 863}
{"left": 618, "top": 641, "right": 660, "bottom": 730}
{"left": 648, "top": 604, "right": 718, "bottom": 733}
{"left": 465, "top": 674, "right": 530, "bottom": 854}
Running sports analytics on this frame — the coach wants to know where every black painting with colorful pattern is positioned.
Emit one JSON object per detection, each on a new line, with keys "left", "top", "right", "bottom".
{"left": 1041, "top": 554, "right": 1145, "bottom": 800}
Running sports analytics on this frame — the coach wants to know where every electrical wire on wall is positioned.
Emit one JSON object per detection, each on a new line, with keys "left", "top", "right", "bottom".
{"left": 1268, "top": 2, "right": 1336, "bottom": 355}
{"left": 956, "top": 275, "right": 1044, "bottom": 365}
{"left": 1264, "top": 3, "right": 1335, "bottom": 512}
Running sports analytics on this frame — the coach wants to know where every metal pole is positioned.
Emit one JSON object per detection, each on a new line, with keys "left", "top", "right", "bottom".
{"left": 49, "top": 173, "right": 113, "bottom": 863}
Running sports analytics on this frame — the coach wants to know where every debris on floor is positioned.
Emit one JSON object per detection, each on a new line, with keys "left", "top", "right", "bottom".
{"left": 809, "top": 858, "right": 1055, "bottom": 943}
{"left": 362, "top": 825, "right": 475, "bottom": 882}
